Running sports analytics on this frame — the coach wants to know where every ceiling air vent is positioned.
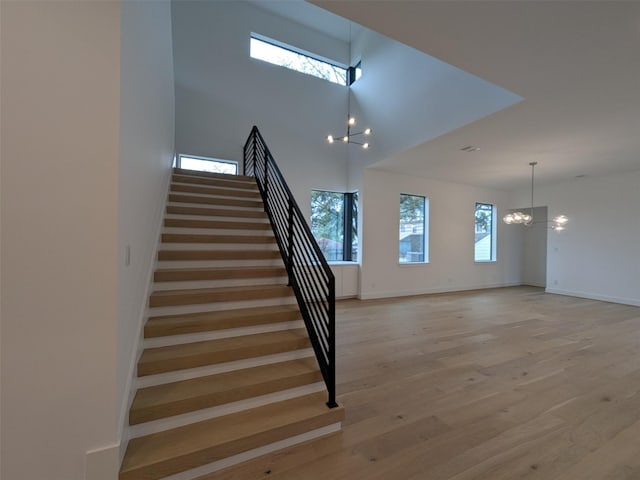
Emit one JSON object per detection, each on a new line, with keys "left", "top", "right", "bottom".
{"left": 460, "top": 146, "right": 480, "bottom": 152}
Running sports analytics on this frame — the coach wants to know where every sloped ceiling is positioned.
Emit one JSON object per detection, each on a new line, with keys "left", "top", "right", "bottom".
{"left": 311, "top": 0, "right": 640, "bottom": 190}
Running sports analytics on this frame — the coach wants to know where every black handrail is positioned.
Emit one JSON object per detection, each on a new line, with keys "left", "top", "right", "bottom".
{"left": 243, "top": 126, "right": 337, "bottom": 408}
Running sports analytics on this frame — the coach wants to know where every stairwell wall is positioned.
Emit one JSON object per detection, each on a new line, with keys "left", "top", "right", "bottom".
{"left": 171, "top": 0, "right": 350, "bottom": 218}
{"left": 117, "top": 0, "right": 175, "bottom": 467}
{"left": 1, "top": 2, "right": 121, "bottom": 479}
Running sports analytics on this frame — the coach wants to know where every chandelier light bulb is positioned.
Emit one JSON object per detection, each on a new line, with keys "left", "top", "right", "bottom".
{"left": 362, "top": 143, "right": 369, "bottom": 149}
{"left": 327, "top": 135, "right": 334, "bottom": 143}
{"left": 342, "top": 136, "right": 348, "bottom": 143}
{"left": 364, "top": 128, "right": 372, "bottom": 135}
{"left": 348, "top": 117, "right": 356, "bottom": 126}
{"left": 553, "top": 215, "right": 569, "bottom": 225}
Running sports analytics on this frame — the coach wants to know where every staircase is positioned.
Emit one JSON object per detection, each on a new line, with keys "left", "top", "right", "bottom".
{"left": 120, "top": 168, "right": 344, "bottom": 480}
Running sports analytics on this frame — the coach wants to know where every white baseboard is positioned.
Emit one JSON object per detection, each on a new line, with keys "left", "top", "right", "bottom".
{"left": 85, "top": 444, "right": 119, "bottom": 480}
{"left": 545, "top": 288, "right": 640, "bottom": 307}
{"left": 118, "top": 165, "right": 173, "bottom": 464}
{"left": 358, "top": 282, "right": 522, "bottom": 301}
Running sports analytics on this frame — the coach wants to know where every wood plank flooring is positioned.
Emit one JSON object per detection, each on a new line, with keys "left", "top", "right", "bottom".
{"left": 204, "top": 286, "right": 640, "bottom": 480}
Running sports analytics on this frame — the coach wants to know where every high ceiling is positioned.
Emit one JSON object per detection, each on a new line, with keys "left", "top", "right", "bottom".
{"left": 252, "top": 1, "right": 640, "bottom": 190}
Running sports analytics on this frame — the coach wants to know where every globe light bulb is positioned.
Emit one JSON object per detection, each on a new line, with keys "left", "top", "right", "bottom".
{"left": 348, "top": 117, "right": 356, "bottom": 126}
{"left": 342, "top": 136, "right": 348, "bottom": 143}
{"left": 327, "top": 135, "right": 334, "bottom": 143}
{"left": 364, "top": 128, "right": 371, "bottom": 135}
{"left": 362, "top": 143, "right": 369, "bottom": 149}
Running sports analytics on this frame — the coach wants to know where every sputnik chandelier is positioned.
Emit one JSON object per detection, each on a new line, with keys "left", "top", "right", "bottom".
{"left": 327, "top": 116, "right": 371, "bottom": 149}
{"left": 503, "top": 161, "right": 569, "bottom": 231}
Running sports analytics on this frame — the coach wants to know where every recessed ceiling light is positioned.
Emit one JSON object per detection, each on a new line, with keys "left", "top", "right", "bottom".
{"left": 460, "top": 146, "right": 480, "bottom": 152}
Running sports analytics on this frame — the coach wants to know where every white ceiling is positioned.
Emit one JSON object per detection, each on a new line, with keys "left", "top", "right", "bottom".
{"left": 253, "top": 1, "right": 640, "bottom": 190}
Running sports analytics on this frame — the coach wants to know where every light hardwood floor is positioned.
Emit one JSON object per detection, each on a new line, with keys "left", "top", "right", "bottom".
{"left": 204, "top": 286, "right": 640, "bottom": 480}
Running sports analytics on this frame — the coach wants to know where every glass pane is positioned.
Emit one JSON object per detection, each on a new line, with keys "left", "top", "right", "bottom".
{"left": 399, "top": 194, "right": 425, "bottom": 263}
{"left": 250, "top": 37, "right": 347, "bottom": 86}
{"left": 475, "top": 203, "right": 494, "bottom": 261}
{"left": 180, "top": 157, "right": 237, "bottom": 175}
{"left": 351, "top": 192, "right": 358, "bottom": 262}
{"left": 311, "top": 191, "right": 344, "bottom": 261}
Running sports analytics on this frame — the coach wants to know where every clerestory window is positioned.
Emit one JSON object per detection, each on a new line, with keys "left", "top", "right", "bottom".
{"left": 250, "top": 34, "right": 348, "bottom": 86}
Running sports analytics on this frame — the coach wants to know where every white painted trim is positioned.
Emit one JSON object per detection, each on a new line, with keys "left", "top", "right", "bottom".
{"left": 118, "top": 165, "right": 173, "bottom": 465}
{"left": 358, "top": 282, "right": 522, "bottom": 300}
{"left": 85, "top": 443, "right": 120, "bottom": 480}
{"left": 158, "top": 423, "right": 342, "bottom": 480}
{"left": 142, "top": 320, "right": 305, "bottom": 348}
{"left": 545, "top": 288, "right": 640, "bottom": 307}
{"left": 136, "top": 348, "right": 315, "bottom": 388}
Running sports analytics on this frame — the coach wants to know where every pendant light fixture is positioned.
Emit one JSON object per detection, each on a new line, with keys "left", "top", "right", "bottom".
{"left": 503, "top": 162, "right": 569, "bottom": 231}
{"left": 326, "top": 116, "right": 371, "bottom": 149}
{"left": 326, "top": 22, "right": 372, "bottom": 150}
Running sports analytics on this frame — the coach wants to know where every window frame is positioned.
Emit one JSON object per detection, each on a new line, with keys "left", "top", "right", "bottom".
{"left": 399, "top": 193, "right": 428, "bottom": 264}
{"left": 474, "top": 202, "right": 497, "bottom": 263}
{"left": 250, "top": 33, "right": 348, "bottom": 86}
{"left": 177, "top": 154, "right": 238, "bottom": 175}
{"left": 310, "top": 190, "right": 358, "bottom": 263}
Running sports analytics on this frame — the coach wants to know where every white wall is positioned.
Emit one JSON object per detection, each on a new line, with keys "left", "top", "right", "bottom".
{"left": 1, "top": 2, "right": 121, "bottom": 479}
{"left": 509, "top": 170, "right": 640, "bottom": 306}
{"left": 171, "top": 0, "right": 350, "bottom": 216}
{"left": 360, "top": 169, "right": 522, "bottom": 299}
{"left": 118, "top": 0, "right": 175, "bottom": 463}
{"left": 521, "top": 206, "right": 547, "bottom": 287}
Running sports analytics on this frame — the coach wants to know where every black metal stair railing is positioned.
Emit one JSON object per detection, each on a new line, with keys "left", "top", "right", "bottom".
{"left": 243, "top": 126, "right": 337, "bottom": 408}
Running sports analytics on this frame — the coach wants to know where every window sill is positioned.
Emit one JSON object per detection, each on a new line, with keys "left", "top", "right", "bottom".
{"left": 327, "top": 261, "right": 359, "bottom": 266}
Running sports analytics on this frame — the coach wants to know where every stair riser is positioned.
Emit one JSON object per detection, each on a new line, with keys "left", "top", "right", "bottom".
{"left": 168, "top": 202, "right": 264, "bottom": 214}
{"left": 167, "top": 206, "right": 266, "bottom": 219}
{"left": 137, "top": 340, "right": 311, "bottom": 376}
{"left": 169, "top": 194, "right": 263, "bottom": 209}
{"left": 172, "top": 169, "right": 255, "bottom": 182}
{"left": 159, "top": 245, "right": 278, "bottom": 254}
{"left": 143, "top": 321, "right": 305, "bottom": 349}
{"left": 129, "top": 375, "right": 323, "bottom": 426}
{"left": 120, "top": 411, "right": 344, "bottom": 480}
{"left": 136, "top": 350, "right": 315, "bottom": 389}
{"left": 145, "top": 308, "right": 302, "bottom": 338}
{"left": 155, "top": 425, "right": 341, "bottom": 480}
{"left": 152, "top": 277, "right": 288, "bottom": 291}
{"left": 149, "top": 287, "right": 293, "bottom": 307}
{"left": 163, "top": 227, "right": 272, "bottom": 237}
{"left": 154, "top": 268, "right": 286, "bottom": 283}
{"left": 170, "top": 184, "right": 261, "bottom": 199}
{"left": 172, "top": 175, "right": 258, "bottom": 191}
{"left": 164, "top": 218, "right": 270, "bottom": 230}
{"left": 158, "top": 250, "right": 280, "bottom": 261}
{"left": 161, "top": 234, "right": 275, "bottom": 244}
{"left": 148, "top": 297, "right": 297, "bottom": 318}
{"left": 156, "top": 260, "right": 283, "bottom": 270}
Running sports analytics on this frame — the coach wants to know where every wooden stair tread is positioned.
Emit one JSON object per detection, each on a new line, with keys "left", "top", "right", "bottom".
{"left": 137, "top": 328, "right": 310, "bottom": 376}
{"left": 157, "top": 249, "right": 280, "bottom": 261}
{"left": 154, "top": 265, "right": 286, "bottom": 282}
{"left": 164, "top": 218, "right": 270, "bottom": 230}
{"left": 120, "top": 392, "right": 344, "bottom": 480}
{"left": 145, "top": 304, "right": 302, "bottom": 338}
{"left": 172, "top": 174, "right": 258, "bottom": 191}
{"left": 173, "top": 169, "right": 255, "bottom": 182}
{"left": 168, "top": 193, "right": 263, "bottom": 208}
{"left": 161, "top": 233, "right": 275, "bottom": 244}
{"left": 129, "top": 357, "right": 321, "bottom": 424}
{"left": 170, "top": 183, "right": 261, "bottom": 199}
{"left": 167, "top": 205, "right": 266, "bottom": 218}
{"left": 149, "top": 284, "right": 293, "bottom": 307}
